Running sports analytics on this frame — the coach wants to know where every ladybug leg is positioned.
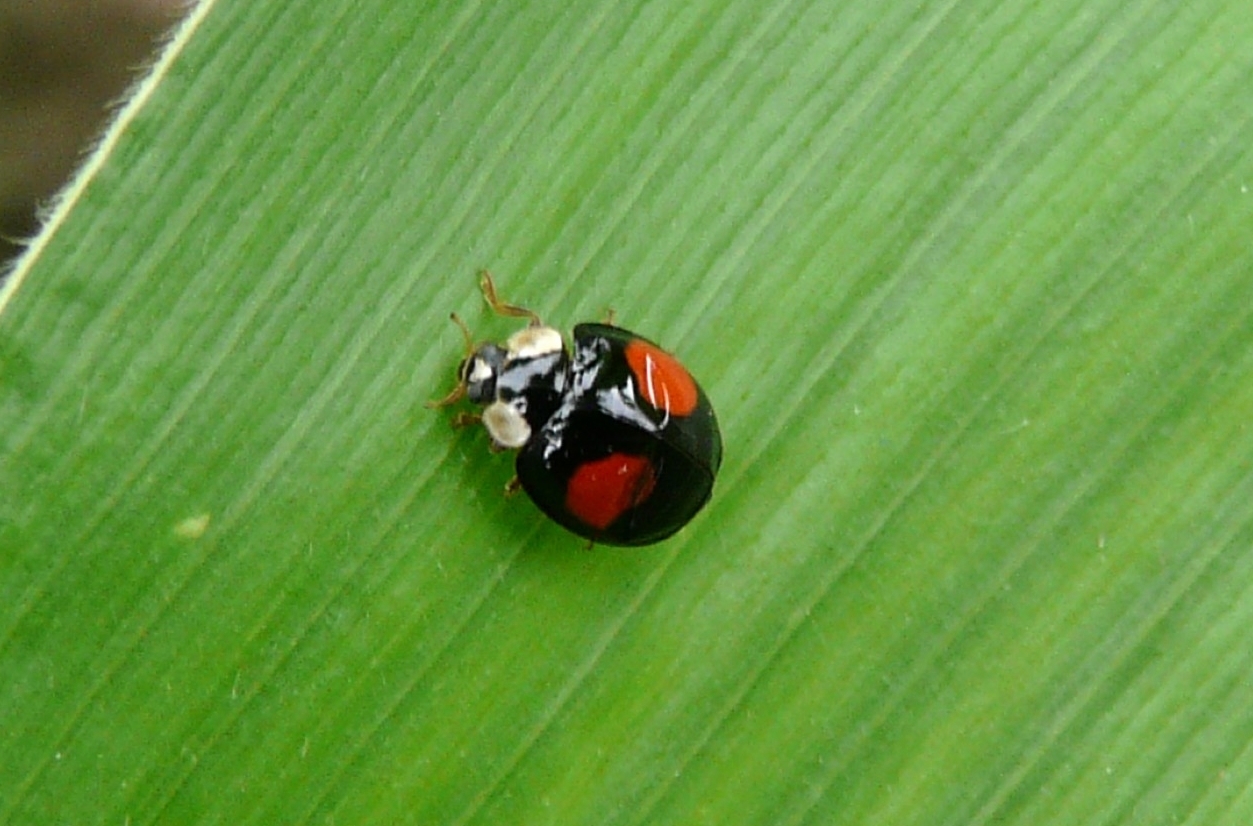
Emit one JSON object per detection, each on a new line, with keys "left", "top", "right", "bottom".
{"left": 427, "top": 382, "right": 466, "bottom": 409}
{"left": 479, "top": 270, "right": 543, "bottom": 326}
{"left": 503, "top": 475, "right": 523, "bottom": 496}
{"left": 426, "top": 312, "right": 477, "bottom": 409}
{"left": 602, "top": 307, "right": 617, "bottom": 326}
{"left": 450, "top": 411, "right": 482, "bottom": 429}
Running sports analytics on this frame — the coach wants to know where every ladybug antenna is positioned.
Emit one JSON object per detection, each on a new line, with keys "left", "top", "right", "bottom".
{"left": 449, "top": 311, "right": 475, "bottom": 355}
{"left": 479, "top": 270, "right": 542, "bottom": 326}
{"left": 425, "top": 312, "right": 476, "bottom": 409}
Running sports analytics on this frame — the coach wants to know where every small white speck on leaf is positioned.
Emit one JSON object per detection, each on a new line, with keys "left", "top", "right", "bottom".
{"left": 173, "top": 513, "right": 211, "bottom": 539}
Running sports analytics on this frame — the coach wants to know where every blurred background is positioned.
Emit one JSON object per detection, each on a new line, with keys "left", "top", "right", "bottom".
{"left": 1, "top": 0, "right": 186, "bottom": 265}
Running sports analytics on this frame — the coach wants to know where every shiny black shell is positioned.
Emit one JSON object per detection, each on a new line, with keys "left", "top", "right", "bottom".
{"left": 516, "top": 323, "right": 722, "bottom": 546}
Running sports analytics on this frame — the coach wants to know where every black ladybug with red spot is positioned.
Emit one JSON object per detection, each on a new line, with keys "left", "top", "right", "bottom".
{"left": 431, "top": 272, "right": 722, "bottom": 546}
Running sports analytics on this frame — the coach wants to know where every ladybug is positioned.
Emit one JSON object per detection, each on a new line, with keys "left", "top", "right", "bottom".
{"left": 430, "top": 272, "right": 722, "bottom": 546}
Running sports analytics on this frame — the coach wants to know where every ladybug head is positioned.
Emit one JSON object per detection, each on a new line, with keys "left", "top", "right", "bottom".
{"left": 458, "top": 343, "right": 507, "bottom": 405}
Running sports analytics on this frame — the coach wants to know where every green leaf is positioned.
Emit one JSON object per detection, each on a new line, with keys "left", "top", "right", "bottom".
{"left": 3, "top": 0, "right": 1253, "bottom": 823}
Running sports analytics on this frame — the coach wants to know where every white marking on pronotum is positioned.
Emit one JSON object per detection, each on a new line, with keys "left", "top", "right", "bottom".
{"left": 506, "top": 326, "right": 563, "bottom": 361}
{"left": 482, "top": 400, "right": 531, "bottom": 449}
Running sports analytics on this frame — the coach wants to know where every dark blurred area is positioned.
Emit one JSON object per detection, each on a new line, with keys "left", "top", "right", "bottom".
{"left": 1, "top": 0, "right": 186, "bottom": 267}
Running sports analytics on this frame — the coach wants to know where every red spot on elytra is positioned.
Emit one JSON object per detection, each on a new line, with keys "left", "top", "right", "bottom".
{"left": 565, "top": 453, "right": 657, "bottom": 530}
{"left": 624, "top": 340, "right": 698, "bottom": 417}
